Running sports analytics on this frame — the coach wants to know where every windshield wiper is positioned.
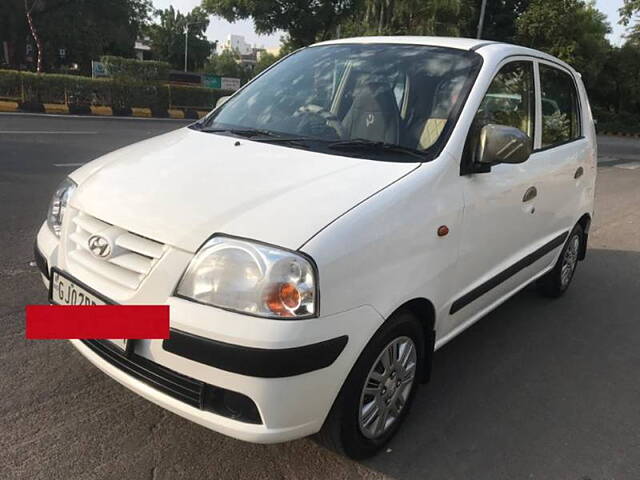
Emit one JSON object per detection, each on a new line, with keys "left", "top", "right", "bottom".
{"left": 327, "top": 139, "right": 427, "bottom": 161}
{"left": 198, "top": 127, "right": 311, "bottom": 148}
{"left": 198, "top": 127, "right": 272, "bottom": 138}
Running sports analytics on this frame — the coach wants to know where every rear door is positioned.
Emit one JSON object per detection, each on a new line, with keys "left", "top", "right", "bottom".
{"left": 529, "top": 60, "right": 589, "bottom": 245}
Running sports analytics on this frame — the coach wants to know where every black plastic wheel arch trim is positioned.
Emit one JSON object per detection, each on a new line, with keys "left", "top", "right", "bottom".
{"left": 163, "top": 329, "right": 348, "bottom": 378}
{"left": 449, "top": 231, "right": 569, "bottom": 315}
{"left": 34, "top": 243, "right": 49, "bottom": 279}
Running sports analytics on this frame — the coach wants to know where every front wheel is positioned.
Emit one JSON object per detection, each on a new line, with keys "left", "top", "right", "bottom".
{"left": 315, "top": 311, "right": 425, "bottom": 459}
{"left": 537, "top": 224, "right": 584, "bottom": 298}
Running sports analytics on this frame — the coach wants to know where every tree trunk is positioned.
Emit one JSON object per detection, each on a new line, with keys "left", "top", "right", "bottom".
{"left": 25, "top": 0, "right": 43, "bottom": 73}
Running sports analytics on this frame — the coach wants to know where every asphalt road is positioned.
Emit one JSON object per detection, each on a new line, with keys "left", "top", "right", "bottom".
{"left": 2, "top": 114, "right": 640, "bottom": 480}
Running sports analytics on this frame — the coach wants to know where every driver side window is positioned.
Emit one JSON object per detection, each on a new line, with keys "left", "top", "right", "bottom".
{"left": 475, "top": 61, "right": 535, "bottom": 139}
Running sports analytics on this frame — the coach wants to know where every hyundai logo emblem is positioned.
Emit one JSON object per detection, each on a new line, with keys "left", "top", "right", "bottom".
{"left": 87, "top": 235, "right": 112, "bottom": 259}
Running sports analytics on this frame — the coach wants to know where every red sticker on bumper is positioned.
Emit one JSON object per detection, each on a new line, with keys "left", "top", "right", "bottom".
{"left": 25, "top": 305, "right": 170, "bottom": 339}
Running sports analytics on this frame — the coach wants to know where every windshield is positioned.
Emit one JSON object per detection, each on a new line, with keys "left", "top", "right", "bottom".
{"left": 200, "top": 44, "right": 482, "bottom": 161}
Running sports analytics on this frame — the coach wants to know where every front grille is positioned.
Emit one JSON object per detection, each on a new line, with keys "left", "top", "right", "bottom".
{"left": 82, "top": 339, "right": 203, "bottom": 407}
{"left": 66, "top": 212, "right": 165, "bottom": 293}
{"left": 81, "top": 339, "right": 262, "bottom": 424}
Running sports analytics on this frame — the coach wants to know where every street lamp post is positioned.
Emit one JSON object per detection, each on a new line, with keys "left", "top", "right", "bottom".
{"left": 477, "top": 0, "right": 488, "bottom": 39}
{"left": 184, "top": 23, "right": 189, "bottom": 72}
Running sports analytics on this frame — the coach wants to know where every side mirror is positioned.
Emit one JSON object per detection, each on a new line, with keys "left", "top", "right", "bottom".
{"left": 216, "top": 96, "right": 230, "bottom": 108}
{"left": 476, "top": 124, "right": 532, "bottom": 167}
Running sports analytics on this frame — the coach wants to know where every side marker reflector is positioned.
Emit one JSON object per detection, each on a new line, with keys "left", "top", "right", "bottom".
{"left": 437, "top": 225, "right": 449, "bottom": 237}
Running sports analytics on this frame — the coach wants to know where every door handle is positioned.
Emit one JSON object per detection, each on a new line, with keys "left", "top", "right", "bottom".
{"left": 574, "top": 166, "right": 584, "bottom": 179}
{"left": 522, "top": 186, "right": 537, "bottom": 203}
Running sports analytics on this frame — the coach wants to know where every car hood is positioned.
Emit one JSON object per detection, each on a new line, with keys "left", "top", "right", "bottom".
{"left": 69, "top": 128, "right": 419, "bottom": 252}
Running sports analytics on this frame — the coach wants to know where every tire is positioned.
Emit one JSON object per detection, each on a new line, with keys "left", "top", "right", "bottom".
{"left": 315, "top": 311, "right": 426, "bottom": 459}
{"left": 537, "top": 224, "right": 584, "bottom": 298}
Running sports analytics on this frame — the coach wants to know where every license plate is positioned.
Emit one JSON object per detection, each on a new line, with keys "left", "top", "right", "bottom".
{"left": 49, "top": 269, "right": 125, "bottom": 351}
{"left": 50, "top": 269, "right": 106, "bottom": 306}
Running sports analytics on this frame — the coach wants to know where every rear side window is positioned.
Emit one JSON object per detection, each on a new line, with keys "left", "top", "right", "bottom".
{"left": 539, "top": 64, "right": 581, "bottom": 148}
{"left": 475, "top": 61, "right": 535, "bottom": 139}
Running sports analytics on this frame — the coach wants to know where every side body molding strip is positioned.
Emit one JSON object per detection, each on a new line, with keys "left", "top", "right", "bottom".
{"left": 450, "top": 231, "right": 569, "bottom": 315}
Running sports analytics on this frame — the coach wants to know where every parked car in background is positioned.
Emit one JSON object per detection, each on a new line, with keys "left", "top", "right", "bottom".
{"left": 36, "top": 36, "right": 596, "bottom": 459}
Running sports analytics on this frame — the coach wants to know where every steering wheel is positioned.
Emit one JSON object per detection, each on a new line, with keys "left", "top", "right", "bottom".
{"left": 293, "top": 104, "right": 345, "bottom": 139}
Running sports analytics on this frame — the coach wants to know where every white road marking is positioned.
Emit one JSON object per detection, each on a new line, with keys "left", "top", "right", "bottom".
{"left": 0, "top": 130, "right": 97, "bottom": 134}
{"left": 615, "top": 162, "right": 640, "bottom": 170}
{"left": 53, "top": 163, "right": 85, "bottom": 167}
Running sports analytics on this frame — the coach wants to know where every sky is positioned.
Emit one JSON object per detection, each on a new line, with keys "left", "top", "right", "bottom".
{"left": 152, "top": 0, "right": 631, "bottom": 50}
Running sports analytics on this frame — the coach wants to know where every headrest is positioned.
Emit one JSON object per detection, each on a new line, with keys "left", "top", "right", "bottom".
{"left": 350, "top": 80, "right": 398, "bottom": 113}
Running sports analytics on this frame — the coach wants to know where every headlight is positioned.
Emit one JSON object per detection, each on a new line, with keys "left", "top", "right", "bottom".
{"left": 47, "top": 177, "right": 77, "bottom": 237}
{"left": 176, "top": 236, "right": 318, "bottom": 319}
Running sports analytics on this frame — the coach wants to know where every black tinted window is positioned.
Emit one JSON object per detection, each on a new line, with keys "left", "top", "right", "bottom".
{"left": 540, "top": 65, "right": 581, "bottom": 148}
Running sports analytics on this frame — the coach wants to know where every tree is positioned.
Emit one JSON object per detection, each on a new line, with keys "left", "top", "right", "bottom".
{"left": 201, "top": 0, "right": 357, "bottom": 49}
{"left": 24, "top": 0, "right": 44, "bottom": 72}
{"left": 340, "top": 0, "right": 463, "bottom": 37}
{"left": 516, "top": 0, "right": 611, "bottom": 85}
{"left": 254, "top": 51, "right": 279, "bottom": 74}
{"left": 620, "top": 0, "right": 640, "bottom": 41}
{"left": 472, "top": 0, "right": 532, "bottom": 42}
{"left": 596, "top": 43, "right": 640, "bottom": 114}
{"left": 2, "top": 0, "right": 152, "bottom": 73}
{"left": 620, "top": 0, "right": 640, "bottom": 25}
{"left": 145, "top": 6, "right": 213, "bottom": 71}
{"left": 204, "top": 49, "right": 256, "bottom": 83}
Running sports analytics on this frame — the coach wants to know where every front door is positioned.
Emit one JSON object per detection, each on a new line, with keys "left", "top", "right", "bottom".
{"left": 447, "top": 59, "right": 548, "bottom": 333}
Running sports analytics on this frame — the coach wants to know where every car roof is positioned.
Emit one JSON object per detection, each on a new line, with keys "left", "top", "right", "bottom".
{"left": 314, "top": 36, "right": 488, "bottom": 51}
{"left": 312, "top": 36, "right": 577, "bottom": 74}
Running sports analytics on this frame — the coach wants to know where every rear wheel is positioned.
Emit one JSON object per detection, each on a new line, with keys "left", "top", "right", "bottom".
{"left": 315, "top": 311, "right": 425, "bottom": 459}
{"left": 537, "top": 224, "right": 584, "bottom": 298}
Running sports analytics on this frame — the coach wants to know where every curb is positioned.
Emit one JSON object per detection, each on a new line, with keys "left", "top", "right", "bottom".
{"left": 0, "top": 101, "right": 207, "bottom": 119}
{"left": 599, "top": 131, "right": 640, "bottom": 138}
{"left": 0, "top": 100, "right": 18, "bottom": 112}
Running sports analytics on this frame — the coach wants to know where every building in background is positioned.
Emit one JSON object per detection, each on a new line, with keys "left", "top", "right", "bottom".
{"left": 263, "top": 46, "right": 281, "bottom": 57}
{"left": 219, "top": 34, "right": 275, "bottom": 69}
{"left": 220, "top": 34, "right": 253, "bottom": 56}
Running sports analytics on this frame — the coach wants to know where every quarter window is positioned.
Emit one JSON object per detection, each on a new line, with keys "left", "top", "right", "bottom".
{"left": 539, "top": 64, "right": 581, "bottom": 148}
{"left": 475, "top": 61, "right": 535, "bottom": 139}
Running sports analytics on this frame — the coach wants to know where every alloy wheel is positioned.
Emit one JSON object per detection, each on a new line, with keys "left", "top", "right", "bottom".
{"left": 561, "top": 234, "right": 580, "bottom": 288}
{"left": 358, "top": 336, "right": 417, "bottom": 439}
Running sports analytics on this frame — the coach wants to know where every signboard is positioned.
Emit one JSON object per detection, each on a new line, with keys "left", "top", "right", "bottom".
{"left": 221, "top": 77, "right": 241, "bottom": 91}
{"left": 202, "top": 74, "right": 221, "bottom": 89}
{"left": 91, "top": 61, "right": 109, "bottom": 78}
{"left": 201, "top": 75, "right": 240, "bottom": 90}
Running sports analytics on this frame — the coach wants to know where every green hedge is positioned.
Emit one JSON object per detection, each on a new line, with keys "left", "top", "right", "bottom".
{"left": 0, "top": 69, "right": 230, "bottom": 110}
{"left": 101, "top": 56, "right": 170, "bottom": 83}
{"left": 592, "top": 107, "right": 640, "bottom": 134}
{"left": 170, "top": 85, "right": 234, "bottom": 109}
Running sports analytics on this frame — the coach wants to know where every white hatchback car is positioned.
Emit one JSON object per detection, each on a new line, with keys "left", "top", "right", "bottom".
{"left": 36, "top": 37, "right": 596, "bottom": 458}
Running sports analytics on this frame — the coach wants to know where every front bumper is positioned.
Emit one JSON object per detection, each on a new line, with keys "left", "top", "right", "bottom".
{"left": 67, "top": 305, "right": 379, "bottom": 443}
{"left": 37, "top": 222, "right": 384, "bottom": 443}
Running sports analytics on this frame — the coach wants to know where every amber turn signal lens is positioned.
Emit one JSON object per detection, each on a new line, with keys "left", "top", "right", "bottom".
{"left": 279, "top": 283, "right": 301, "bottom": 309}
{"left": 266, "top": 283, "right": 301, "bottom": 317}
